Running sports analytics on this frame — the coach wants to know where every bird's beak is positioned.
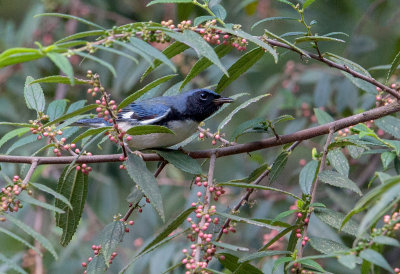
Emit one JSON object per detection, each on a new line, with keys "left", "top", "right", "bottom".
{"left": 213, "top": 97, "right": 234, "bottom": 105}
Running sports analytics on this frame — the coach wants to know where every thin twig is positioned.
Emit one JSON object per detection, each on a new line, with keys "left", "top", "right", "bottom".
{"left": 198, "top": 127, "right": 237, "bottom": 146}
{"left": 194, "top": 152, "right": 216, "bottom": 265}
{"left": 22, "top": 159, "right": 38, "bottom": 186}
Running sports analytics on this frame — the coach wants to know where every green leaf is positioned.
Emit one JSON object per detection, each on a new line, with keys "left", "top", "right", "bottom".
{"left": 232, "top": 117, "right": 266, "bottom": 140}
{"left": 86, "top": 253, "right": 106, "bottom": 274}
{"left": 275, "top": 0, "right": 296, "bottom": 7}
{"left": 218, "top": 94, "right": 269, "bottom": 130}
{"left": 142, "top": 42, "right": 189, "bottom": 80}
{"left": 0, "top": 122, "right": 34, "bottom": 127}
{"left": 47, "top": 53, "right": 75, "bottom": 85}
{"left": 30, "top": 182, "right": 73, "bottom": 209}
{"left": 269, "top": 151, "right": 289, "bottom": 184}
{"left": 98, "top": 220, "right": 125, "bottom": 266}
{"left": 92, "top": 45, "right": 139, "bottom": 64}
{"left": 194, "top": 15, "right": 215, "bottom": 26}
{"left": 0, "top": 226, "right": 42, "bottom": 256}
{"left": 55, "top": 166, "right": 89, "bottom": 246}
{"left": 295, "top": 258, "right": 325, "bottom": 272}
{"left": 24, "top": 76, "right": 45, "bottom": 113}
{"left": 313, "top": 108, "right": 334, "bottom": 124}
{"left": 140, "top": 207, "right": 195, "bottom": 254}
{"left": 246, "top": 162, "right": 270, "bottom": 183}
{"left": 165, "top": 30, "right": 228, "bottom": 76}
{"left": 259, "top": 225, "right": 296, "bottom": 251}
{"left": 314, "top": 207, "right": 358, "bottom": 236}
{"left": 155, "top": 150, "right": 202, "bottom": 174}
{"left": 210, "top": 4, "right": 227, "bottom": 21}
{"left": 6, "top": 134, "right": 39, "bottom": 154}
{"left": 299, "top": 160, "right": 319, "bottom": 194}
{"left": 44, "top": 104, "right": 97, "bottom": 127}
{"left": 238, "top": 250, "right": 291, "bottom": 263}
{"left": 130, "top": 37, "right": 176, "bottom": 72}
{"left": 217, "top": 253, "right": 263, "bottom": 274}
{"left": 338, "top": 254, "right": 361, "bottom": 270}
{"left": 0, "top": 47, "right": 40, "bottom": 60}
{"left": 217, "top": 182, "right": 302, "bottom": 200}
{"left": 251, "top": 17, "right": 297, "bottom": 30}
{"left": 30, "top": 75, "right": 89, "bottom": 85}
{"left": 72, "top": 127, "right": 112, "bottom": 144}
{"left": 54, "top": 30, "right": 106, "bottom": 44}
{"left": 47, "top": 99, "right": 67, "bottom": 121}
{"left": 0, "top": 127, "right": 30, "bottom": 150}
{"left": 5, "top": 214, "right": 58, "bottom": 259}
{"left": 327, "top": 149, "right": 349, "bottom": 176}
{"left": 272, "top": 209, "right": 298, "bottom": 222}
{"left": 216, "top": 212, "right": 282, "bottom": 230}
{"left": 381, "top": 151, "right": 396, "bottom": 169}
{"left": 18, "top": 192, "right": 65, "bottom": 213}
{"left": 73, "top": 51, "right": 117, "bottom": 77}
{"left": 113, "top": 40, "right": 154, "bottom": 66}
{"left": 219, "top": 27, "right": 279, "bottom": 63}
{"left": 212, "top": 241, "right": 249, "bottom": 252}
{"left": 147, "top": 0, "right": 193, "bottom": 6}
{"left": 272, "top": 256, "right": 293, "bottom": 272}
{"left": 373, "top": 235, "right": 400, "bottom": 247}
{"left": 375, "top": 116, "right": 400, "bottom": 138}
{"left": 386, "top": 50, "right": 400, "bottom": 83}
{"left": 181, "top": 43, "right": 232, "bottom": 89}
{"left": 126, "top": 154, "right": 165, "bottom": 221}
{"left": 0, "top": 253, "right": 28, "bottom": 274}
{"left": 309, "top": 237, "right": 350, "bottom": 255}
{"left": 359, "top": 249, "right": 392, "bottom": 272}
{"left": 264, "top": 29, "right": 309, "bottom": 57}
{"left": 126, "top": 125, "right": 174, "bottom": 135}
{"left": 296, "top": 35, "right": 345, "bottom": 44}
{"left": 35, "top": 13, "right": 106, "bottom": 30}
{"left": 215, "top": 47, "right": 265, "bottom": 93}
{"left": 118, "top": 74, "right": 177, "bottom": 109}
{"left": 303, "top": 0, "right": 317, "bottom": 9}
{"left": 318, "top": 170, "right": 362, "bottom": 195}
{"left": 0, "top": 51, "right": 43, "bottom": 68}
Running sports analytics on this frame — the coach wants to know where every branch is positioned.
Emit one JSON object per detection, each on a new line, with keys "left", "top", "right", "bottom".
{"left": 22, "top": 159, "right": 38, "bottom": 186}
{"left": 1, "top": 102, "right": 399, "bottom": 165}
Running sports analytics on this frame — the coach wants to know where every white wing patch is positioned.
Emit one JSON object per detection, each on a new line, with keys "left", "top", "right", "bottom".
{"left": 138, "top": 108, "right": 171, "bottom": 125}
{"left": 121, "top": 111, "right": 134, "bottom": 119}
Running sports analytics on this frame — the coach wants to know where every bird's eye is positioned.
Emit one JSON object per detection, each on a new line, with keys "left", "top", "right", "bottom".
{"left": 200, "top": 93, "right": 207, "bottom": 100}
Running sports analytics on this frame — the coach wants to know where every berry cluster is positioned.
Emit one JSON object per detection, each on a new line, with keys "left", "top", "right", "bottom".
{"left": 290, "top": 263, "right": 314, "bottom": 274}
{"left": 198, "top": 128, "right": 231, "bottom": 147}
{"left": 0, "top": 175, "right": 30, "bottom": 218}
{"left": 375, "top": 86, "right": 396, "bottom": 107}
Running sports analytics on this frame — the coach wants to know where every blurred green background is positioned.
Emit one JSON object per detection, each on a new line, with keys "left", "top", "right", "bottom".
{"left": 0, "top": 0, "right": 400, "bottom": 273}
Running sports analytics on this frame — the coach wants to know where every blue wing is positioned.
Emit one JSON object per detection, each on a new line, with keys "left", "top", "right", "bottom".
{"left": 117, "top": 101, "right": 171, "bottom": 126}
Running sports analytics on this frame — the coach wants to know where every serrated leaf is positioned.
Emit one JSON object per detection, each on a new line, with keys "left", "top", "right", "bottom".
{"left": 118, "top": 74, "right": 177, "bottom": 109}
{"left": 359, "top": 249, "right": 392, "bottom": 272}
{"left": 92, "top": 45, "right": 139, "bottom": 64}
{"left": 47, "top": 53, "right": 75, "bottom": 85}
{"left": 215, "top": 47, "right": 265, "bottom": 93}
{"left": 216, "top": 212, "right": 282, "bottom": 230}
{"left": 264, "top": 28, "right": 309, "bottom": 57}
{"left": 166, "top": 30, "right": 228, "bottom": 75}
{"left": 126, "top": 154, "right": 165, "bottom": 221}
{"left": 44, "top": 104, "right": 97, "bottom": 127}
{"left": 373, "top": 235, "right": 400, "bottom": 247}
{"left": 24, "top": 76, "right": 45, "bottom": 113}
{"left": 319, "top": 170, "right": 361, "bottom": 195}
{"left": 309, "top": 237, "right": 349, "bottom": 255}
{"left": 386, "top": 50, "right": 400, "bottom": 83}
{"left": 269, "top": 151, "right": 289, "bottom": 184}
{"left": 232, "top": 117, "right": 266, "bottom": 140}
{"left": 130, "top": 37, "right": 176, "bottom": 72}
{"left": 246, "top": 162, "right": 270, "bottom": 183}
{"left": 47, "top": 99, "right": 67, "bottom": 121}
{"left": 375, "top": 116, "right": 400, "bottom": 138}
{"left": 155, "top": 150, "right": 202, "bottom": 174}
{"left": 98, "top": 220, "right": 125, "bottom": 265}
{"left": 55, "top": 166, "right": 88, "bottom": 246}
{"left": 303, "top": 0, "right": 316, "bottom": 9}
{"left": 18, "top": 192, "right": 65, "bottom": 213}
{"left": 0, "top": 253, "right": 28, "bottom": 274}
{"left": 142, "top": 42, "right": 189, "bottom": 80}
{"left": 217, "top": 182, "right": 302, "bottom": 200}
{"left": 72, "top": 127, "right": 111, "bottom": 144}
{"left": 5, "top": 214, "right": 58, "bottom": 259}
{"left": 147, "top": 0, "right": 193, "bottom": 6}
{"left": 238, "top": 250, "right": 290, "bottom": 263}
{"left": 0, "top": 127, "right": 30, "bottom": 149}
{"left": 35, "top": 13, "right": 106, "bottom": 30}
{"left": 73, "top": 51, "right": 116, "bottom": 77}
{"left": 126, "top": 125, "right": 174, "bottom": 135}
{"left": 218, "top": 94, "right": 268, "bottom": 130}
{"left": 251, "top": 17, "right": 297, "bottom": 30}
{"left": 299, "top": 160, "right": 319, "bottom": 194}
{"left": 181, "top": 43, "right": 232, "bottom": 90}
{"left": 212, "top": 241, "right": 249, "bottom": 252}
{"left": 314, "top": 207, "right": 358, "bottom": 236}
{"left": 327, "top": 149, "right": 349, "bottom": 176}
{"left": 55, "top": 30, "right": 106, "bottom": 44}
{"left": 313, "top": 108, "right": 334, "bottom": 124}
{"left": 0, "top": 227, "right": 42, "bottom": 256}
{"left": 30, "top": 182, "right": 72, "bottom": 209}
{"left": 6, "top": 134, "right": 39, "bottom": 154}
{"left": 86, "top": 254, "right": 106, "bottom": 273}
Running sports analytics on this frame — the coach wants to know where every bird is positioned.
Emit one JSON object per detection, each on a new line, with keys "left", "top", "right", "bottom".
{"left": 74, "top": 89, "right": 233, "bottom": 150}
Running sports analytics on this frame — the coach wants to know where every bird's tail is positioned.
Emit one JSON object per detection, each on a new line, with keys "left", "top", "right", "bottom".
{"left": 72, "top": 118, "right": 111, "bottom": 128}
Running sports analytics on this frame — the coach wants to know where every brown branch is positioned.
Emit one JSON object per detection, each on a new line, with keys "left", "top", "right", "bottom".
{"left": 22, "top": 159, "right": 39, "bottom": 186}
{"left": 1, "top": 102, "right": 399, "bottom": 165}
{"left": 198, "top": 127, "right": 237, "bottom": 146}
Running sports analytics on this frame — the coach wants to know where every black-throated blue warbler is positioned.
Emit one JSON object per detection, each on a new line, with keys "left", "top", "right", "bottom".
{"left": 75, "top": 89, "right": 233, "bottom": 149}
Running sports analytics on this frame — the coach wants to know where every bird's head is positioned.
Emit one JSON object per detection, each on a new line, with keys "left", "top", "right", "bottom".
{"left": 184, "top": 89, "right": 233, "bottom": 122}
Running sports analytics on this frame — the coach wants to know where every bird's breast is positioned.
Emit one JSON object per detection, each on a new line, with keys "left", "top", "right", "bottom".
{"left": 125, "top": 119, "right": 199, "bottom": 150}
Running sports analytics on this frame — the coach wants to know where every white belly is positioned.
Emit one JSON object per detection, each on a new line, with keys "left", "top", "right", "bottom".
{"left": 124, "top": 120, "right": 199, "bottom": 150}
